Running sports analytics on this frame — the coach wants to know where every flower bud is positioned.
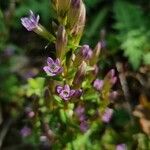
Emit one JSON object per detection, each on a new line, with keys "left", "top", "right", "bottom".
{"left": 73, "top": 61, "right": 87, "bottom": 88}
{"left": 55, "top": 26, "right": 67, "bottom": 60}
{"left": 67, "top": 0, "right": 82, "bottom": 30}
{"left": 90, "top": 42, "right": 101, "bottom": 66}
{"left": 104, "top": 69, "right": 117, "bottom": 86}
{"left": 102, "top": 108, "right": 113, "bottom": 123}
{"left": 74, "top": 45, "right": 93, "bottom": 67}
{"left": 70, "top": 2, "right": 86, "bottom": 44}
{"left": 93, "top": 79, "right": 104, "bottom": 91}
{"left": 51, "top": 0, "right": 71, "bottom": 19}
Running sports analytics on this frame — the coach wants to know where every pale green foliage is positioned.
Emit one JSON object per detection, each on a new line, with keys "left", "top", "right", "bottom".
{"left": 26, "top": 77, "right": 45, "bottom": 97}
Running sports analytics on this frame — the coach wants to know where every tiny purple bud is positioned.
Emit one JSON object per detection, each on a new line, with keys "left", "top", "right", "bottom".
{"left": 93, "top": 79, "right": 104, "bottom": 91}
{"left": 56, "top": 85, "right": 76, "bottom": 101}
{"left": 20, "top": 126, "right": 31, "bottom": 137}
{"left": 21, "top": 10, "right": 40, "bottom": 31}
{"left": 81, "top": 45, "right": 93, "bottom": 60}
{"left": 80, "top": 121, "right": 88, "bottom": 132}
{"left": 43, "top": 57, "right": 63, "bottom": 76}
{"left": 73, "top": 61, "right": 87, "bottom": 88}
{"left": 116, "top": 144, "right": 127, "bottom": 150}
{"left": 73, "top": 89, "right": 83, "bottom": 98}
{"left": 102, "top": 108, "right": 113, "bottom": 123}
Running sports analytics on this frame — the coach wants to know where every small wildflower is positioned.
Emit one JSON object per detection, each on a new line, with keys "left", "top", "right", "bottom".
{"left": 116, "top": 144, "right": 127, "bottom": 150}
{"left": 56, "top": 85, "right": 75, "bottom": 101}
{"left": 43, "top": 57, "right": 63, "bottom": 76}
{"left": 21, "top": 10, "right": 40, "bottom": 31}
{"left": 93, "top": 79, "right": 104, "bottom": 91}
{"left": 20, "top": 126, "right": 31, "bottom": 137}
{"left": 102, "top": 108, "right": 113, "bottom": 123}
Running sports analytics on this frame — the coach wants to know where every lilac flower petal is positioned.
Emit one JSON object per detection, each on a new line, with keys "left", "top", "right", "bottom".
{"left": 43, "top": 66, "right": 56, "bottom": 76}
{"left": 64, "top": 85, "right": 70, "bottom": 92}
{"left": 57, "top": 67, "right": 63, "bottom": 74}
{"left": 21, "top": 10, "right": 39, "bottom": 31}
{"left": 70, "top": 90, "right": 76, "bottom": 96}
{"left": 59, "top": 91, "right": 70, "bottom": 100}
{"left": 56, "top": 85, "right": 63, "bottom": 93}
{"left": 55, "top": 58, "right": 61, "bottom": 65}
{"left": 47, "top": 57, "right": 54, "bottom": 66}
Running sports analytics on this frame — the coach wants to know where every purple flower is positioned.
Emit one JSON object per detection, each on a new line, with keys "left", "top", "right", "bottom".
{"left": 20, "top": 126, "right": 31, "bottom": 137}
{"left": 102, "top": 108, "right": 113, "bottom": 123}
{"left": 43, "top": 57, "right": 63, "bottom": 76}
{"left": 56, "top": 85, "right": 75, "bottom": 101}
{"left": 116, "top": 144, "right": 127, "bottom": 150}
{"left": 21, "top": 10, "right": 40, "bottom": 31}
{"left": 93, "top": 79, "right": 104, "bottom": 91}
{"left": 81, "top": 45, "right": 93, "bottom": 60}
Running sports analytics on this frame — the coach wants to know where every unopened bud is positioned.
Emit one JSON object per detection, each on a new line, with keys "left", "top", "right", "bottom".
{"left": 67, "top": 0, "right": 82, "bottom": 30}
{"left": 90, "top": 42, "right": 101, "bottom": 66}
{"left": 73, "top": 61, "right": 87, "bottom": 88}
{"left": 93, "top": 79, "right": 104, "bottom": 91}
{"left": 51, "top": 0, "right": 71, "bottom": 20}
{"left": 106, "top": 69, "right": 115, "bottom": 79}
{"left": 55, "top": 26, "right": 67, "bottom": 60}
{"left": 74, "top": 45, "right": 93, "bottom": 67}
{"left": 70, "top": 1, "right": 86, "bottom": 38}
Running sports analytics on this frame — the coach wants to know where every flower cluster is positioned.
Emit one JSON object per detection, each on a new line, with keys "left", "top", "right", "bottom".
{"left": 20, "top": 0, "right": 120, "bottom": 149}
